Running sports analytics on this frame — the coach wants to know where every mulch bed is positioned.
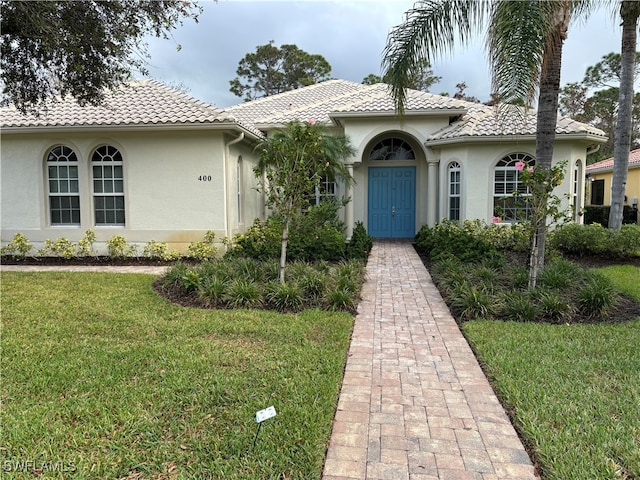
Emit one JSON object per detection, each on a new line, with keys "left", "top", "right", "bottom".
{"left": 415, "top": 247, "right": 640, "bottom": 325}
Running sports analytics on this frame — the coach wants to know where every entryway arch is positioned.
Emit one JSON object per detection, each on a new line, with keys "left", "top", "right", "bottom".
{"left": 366, "top": 136, "right": 418, "bottom": 238}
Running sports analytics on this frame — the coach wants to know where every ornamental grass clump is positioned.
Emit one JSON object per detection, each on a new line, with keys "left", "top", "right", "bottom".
{"left": 577, "top": 271, "right": 618, "bottom": 318}
{"left": 502, "top": 291, "right": 539, "bottom": 322}
{"left": 225, "top": 279, "right": 263, "bottom": 309}
{"left": 197, "top": 276, "right": 227, "bottom": 307}
{"left": 451, "top": 285, "right": 498, "bottom": 321}
{"left": 265, "top": 281, "right": 305, "bottom": 312}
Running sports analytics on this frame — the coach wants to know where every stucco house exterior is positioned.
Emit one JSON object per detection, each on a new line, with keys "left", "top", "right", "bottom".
{"left": 0, "top": 79, "right": 606, "bottom": 253}
{"left": 585, "top": 148, "right": 640, "bottom": 209}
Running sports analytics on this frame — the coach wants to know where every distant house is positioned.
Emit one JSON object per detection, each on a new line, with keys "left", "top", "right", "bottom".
{"left": 0, "top": 79, "right": 606, "bottom": 252}
{"left": 586, "top": 148, "right": 640, "bottom": 209}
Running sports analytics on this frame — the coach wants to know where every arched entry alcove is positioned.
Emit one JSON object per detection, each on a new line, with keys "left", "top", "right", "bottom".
{"left": 365, "top": 136, "right": 418, "bottom": 238}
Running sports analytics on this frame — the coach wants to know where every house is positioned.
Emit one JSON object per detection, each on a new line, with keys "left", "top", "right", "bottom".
{"left": 585, "top": 148, "right": 640, "bottom": 209}
{"left": 0, "top": 79, "right": 607, "bottom": 253}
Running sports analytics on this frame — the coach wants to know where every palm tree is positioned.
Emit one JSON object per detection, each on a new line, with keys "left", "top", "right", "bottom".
{"left": 254, "top": 120, "right": 355, "bottom": 283}
{"left": 382, "top": 0, "right": 594, "bottom": 287}
{"left": 608, "top": 0, "right": 640, "bottom": 230}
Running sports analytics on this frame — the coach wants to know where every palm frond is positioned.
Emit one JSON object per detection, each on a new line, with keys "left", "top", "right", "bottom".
{"left": 382, "top": 0, "right": 489, "bottom": 114}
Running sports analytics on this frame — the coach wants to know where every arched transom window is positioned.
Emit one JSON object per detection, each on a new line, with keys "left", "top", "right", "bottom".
{"left": 369, "top": 138, "right": 415, "bottom": 161}
{"left": 92, "top": 145, "right": 125, "bottom": 225}
{"left": 493, "top": 153, "right": 535, "bottom": 222}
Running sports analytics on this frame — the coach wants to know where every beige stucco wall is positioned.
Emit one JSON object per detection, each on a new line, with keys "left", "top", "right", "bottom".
{"left": 1, "top": 128, "right": 262, "bottom": 253}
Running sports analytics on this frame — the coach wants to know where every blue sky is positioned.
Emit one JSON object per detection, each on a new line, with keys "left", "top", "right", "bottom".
{"left": 144, "top": 0, "right": 624, "bottom": 108}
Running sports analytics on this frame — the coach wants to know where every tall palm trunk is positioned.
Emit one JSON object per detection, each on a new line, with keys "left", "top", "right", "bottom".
{"left": 608, "top": 0, "right": 639, "bottom": 230}
{"left": 529, "top": 4, "right": 570, "bottom": 288}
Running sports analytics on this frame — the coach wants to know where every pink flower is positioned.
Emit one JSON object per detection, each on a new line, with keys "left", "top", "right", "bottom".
{"left": 515, "top": 161, "right": 525, "bottom": 171}
{"left": 527, "top": 167, "right": 534, "bottom": 173}
{"left": 325, "top": 161, "right": 330, "bottom": 167}
{"left": 492, "top": 216, "right": 501, "bottom": 224}
{"left": 308, "top": 118, "right": 316, "bottom": 125}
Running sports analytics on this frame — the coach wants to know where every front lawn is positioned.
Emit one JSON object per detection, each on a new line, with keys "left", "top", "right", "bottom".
{"left": 1, "top": 272, "right": 353, "bottom": 479}
{"left": 463, "top": 266, "right": 640, "bottom": 480}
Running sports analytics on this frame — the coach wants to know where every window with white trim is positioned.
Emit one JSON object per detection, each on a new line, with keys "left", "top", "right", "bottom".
{"left": 369, "top": 138, "right": 415, "bottom": 161}
{"left": 92, "top": 145, "right": 125, "bottom": 225}
{"left": 310, "top": 175, "right": 337, "bottom": 206}
{"left": 237, "top": 156, "right": 243, "bottom": 224}
{"left": 47, "top": 145, "right": 81, "bottom": 225}
{"left": 493, "top": 153, "right": 535, "bottom": 222}
{"left": 448, "top": 162, "right": 461, "bottom": 221}
{"left": 573, "top": 160, "right": 581, "bottom": 221}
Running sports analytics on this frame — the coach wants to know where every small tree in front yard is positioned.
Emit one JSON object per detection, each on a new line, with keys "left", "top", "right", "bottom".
{"left": 498, "top": 160, "right": 572, "bottom": 289}
{"left": 254, "top": 120, "right": 355, "bottom": 283}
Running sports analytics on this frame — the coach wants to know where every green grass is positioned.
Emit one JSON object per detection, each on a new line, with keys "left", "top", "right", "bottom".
{"left": 463, "top": 266, "right": 640, "bottom": 480}
{"left": 1, "top": 272, "right": 353, "bottom": 479}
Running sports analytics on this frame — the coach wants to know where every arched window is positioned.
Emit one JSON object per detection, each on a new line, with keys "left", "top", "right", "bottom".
{"left": 369, "top": 138, "right": 415, "bottom": 161}
{"left": 92, "top": 145, "right": 125, "bottom": 225}
{"left": 448, "top": 162, "right": 461, "bottom": 221}
{"left": 493, "top": 153, "right": 535, "bottom": 222}
{"left": 46, "top": 145, "right": 80, "bottom": 225}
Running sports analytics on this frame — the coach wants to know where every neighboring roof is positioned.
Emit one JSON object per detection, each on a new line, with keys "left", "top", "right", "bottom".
{"left": 225, "top": 79, "right": 468, "bottom": 127}
{"left": 0, "top": 80, "right": 263, "bottom": 137}
{"left": 586, "top": 148, "right": 640, "bottom": 173}
{"left": 425, "top": 102, "right": 607, "bottom": 145}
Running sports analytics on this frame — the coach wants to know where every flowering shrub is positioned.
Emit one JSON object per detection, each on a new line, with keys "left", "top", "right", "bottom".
{"left": 1, "top": 233, "right": 33, "bottom": 258}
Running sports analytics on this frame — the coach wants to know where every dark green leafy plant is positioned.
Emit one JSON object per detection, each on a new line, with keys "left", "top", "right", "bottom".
{"left": 451, "top": 285, "right": 498, "bottom": 321}
{"left": 577, "top": 272, "right": 618, "bottom": 318}
{"left": 502, "top": 290, "right": 539, "bottom": 322}
{"left": 346, "top": 221, "right": 373, "bottom": 260}
{"left": 225, "top": 279, "right": 263, "bottom": 309}
{"left": 265, "top": 281, "right": 305, "bottom": 312}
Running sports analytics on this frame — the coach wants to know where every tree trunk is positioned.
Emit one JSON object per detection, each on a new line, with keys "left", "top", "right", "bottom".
{"left": 533, "top": 5, "right": 569, "bottom": 271}
{"left": 608, "top": 0, "right": 639, "bottom": 230}
{"left": 279, "top": 217, "right": 289, "bottom": 283}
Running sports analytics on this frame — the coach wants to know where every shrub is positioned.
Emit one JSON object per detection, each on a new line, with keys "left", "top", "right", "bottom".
{"left": 552, "top": 223, "right": 640, "bottom": 259}
{"left": 537, "top": 259, "right": 580, "bottom": 291}
{"left": 226, "top": 257, "right": 265, "bottom": 283}
{"left": 577, "top": 271, "right": 618, "bottom": 318}
{"left": 226, "top": 219, "right": 282, "bottom": 260}
{"left": 181, "top": 269, "right": 201, "bottom": 292}
{"left": 225, "top": 279, "right": 263, "bottom": 309}
{"left": 297, "top": 269, "right": 327, "bottom": 300}
{"left": 188, "top": 231, "right": 218, "bottom": 260}
{"left": 76, "top": 229, "right": 96, "bottom": 257}
{"left": 107, "top": 235, "right": 137, "bottom": 258}
{"left": 1, "top": 233, "right": 33, "bottom": 258}
{"left": 415, "top": 220, "right": 500, "bottom": 263}
{"left": 346, "top": 221, "right": 373, "bottom": 260}
{"left": 265, "top": 281, "right": 304, "bottom": 312}
{"left": 143, "top": 240, "right": 181, "bottom": 261}
{"left": 38, "top": 237, "right": 76, "bottom": 259}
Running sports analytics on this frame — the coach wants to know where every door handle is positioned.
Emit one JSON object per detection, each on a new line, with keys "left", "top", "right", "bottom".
{"left": 392, "top": 206, "right": 396, "bottom": 218}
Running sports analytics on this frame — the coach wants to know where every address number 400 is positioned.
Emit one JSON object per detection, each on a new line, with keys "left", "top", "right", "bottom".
{"left": 198, "top": 175, "right": 212, "bottom": 181}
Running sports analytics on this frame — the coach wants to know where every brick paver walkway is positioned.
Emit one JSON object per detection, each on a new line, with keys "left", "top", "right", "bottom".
{"left": 322, "top": 240, "right": 539, "bottom": 480}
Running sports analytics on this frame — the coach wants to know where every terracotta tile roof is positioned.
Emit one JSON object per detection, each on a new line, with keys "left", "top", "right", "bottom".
{"left": 0, "top": 80, "right": 260, "bottom": 137}
{"left": 425, "top": 103, "right": 607, "bottom": 144}
{"left": 586, "top": 148, "right": 640, "bottom": 173}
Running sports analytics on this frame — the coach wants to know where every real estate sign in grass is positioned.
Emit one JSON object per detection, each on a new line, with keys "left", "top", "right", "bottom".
{"left": 463, "top": 265, "right": 640, "bottom": 480}
{"left": 1, "top": 272, "right": 353, "bottom": 479}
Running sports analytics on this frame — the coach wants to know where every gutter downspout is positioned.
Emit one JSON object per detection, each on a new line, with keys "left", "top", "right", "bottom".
{"left": 224, "top": 132, "right": 245, "bottom": 243}
{"left": 586, "top": 144, "right": 600, "bottom": 156}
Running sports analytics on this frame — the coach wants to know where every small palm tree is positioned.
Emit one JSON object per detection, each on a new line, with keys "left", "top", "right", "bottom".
{"left": 254, "top": 120, "right": 355, "bottom": 283}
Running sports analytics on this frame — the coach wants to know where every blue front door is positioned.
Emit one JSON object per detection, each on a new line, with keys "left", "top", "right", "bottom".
{"left": 368, "top": 167, "right": 416, "bottom": 238}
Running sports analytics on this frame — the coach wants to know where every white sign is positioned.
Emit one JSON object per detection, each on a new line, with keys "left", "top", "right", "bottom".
{"left": 256, "top": 406, "right": 277, "bottom": 423}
